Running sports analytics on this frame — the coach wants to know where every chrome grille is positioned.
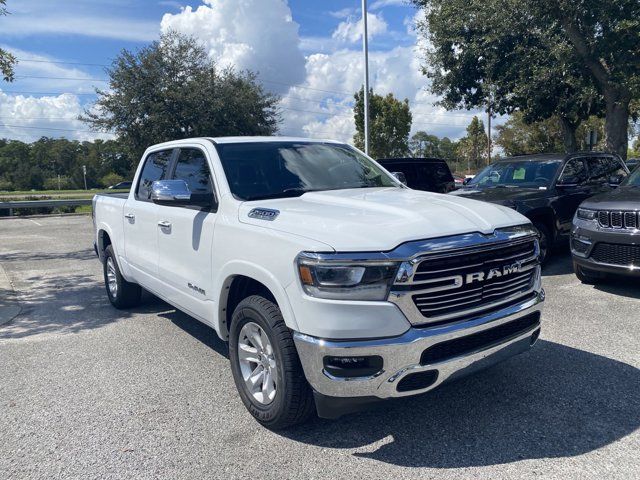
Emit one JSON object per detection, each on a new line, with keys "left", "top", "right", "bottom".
{"left": 598, "top": 211, "right": 610, "bottom": 227}
{"left": 406, "top": 239, "right": 538, "bottom": 325}
{"left": 624, "top": 212, "right": 638, "bottom": 229}
{"left": 611, "top": 211, "right": 623, "bottom": 228}
{"left": 597, "top": 210, "right": 639, "bottom": 230}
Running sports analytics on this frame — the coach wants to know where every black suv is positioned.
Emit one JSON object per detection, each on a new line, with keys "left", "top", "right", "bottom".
{"left": 571, "top": 166, "right": 640, "bottom": 282}
{"left": 377, "top": 157, "right": 455, "bottom": 193}
{"left": 451, "top": 152, "right": 629, "bottom": 262}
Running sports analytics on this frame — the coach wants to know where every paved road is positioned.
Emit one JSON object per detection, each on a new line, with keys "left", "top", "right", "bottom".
{"left": 1, "top": 216, "right": 638, "bottom": 480}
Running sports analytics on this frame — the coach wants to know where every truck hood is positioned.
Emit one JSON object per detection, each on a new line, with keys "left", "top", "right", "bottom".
{"left": 238, "top": 187, "right": 530, "bottom": 252}
{"left": 580, "top": 186, "right": 640, "bottom": 211}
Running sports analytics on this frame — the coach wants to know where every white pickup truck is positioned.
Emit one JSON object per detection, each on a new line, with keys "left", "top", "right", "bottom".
{"left": 93, "top": 137, "right": 544, "bottom": 429}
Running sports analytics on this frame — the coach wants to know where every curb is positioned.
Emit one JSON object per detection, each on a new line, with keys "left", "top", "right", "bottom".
{"left": 0, "top": 262, "right": 21, "bottom": 327}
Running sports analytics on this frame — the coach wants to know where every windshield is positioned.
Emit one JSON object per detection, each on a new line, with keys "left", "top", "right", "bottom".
{"left": 216, "top": 141, "right": 399, "bottom": 200}
{"left": 468, "top": 159, "right": 562, "bottom": 188}
{"left": 622, "top": 166, "right": 640, "bottom": 187}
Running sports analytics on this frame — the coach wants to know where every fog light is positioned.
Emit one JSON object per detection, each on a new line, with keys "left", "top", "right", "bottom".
{"left": 323, "top": 355, "right": 383, "bottom": 378}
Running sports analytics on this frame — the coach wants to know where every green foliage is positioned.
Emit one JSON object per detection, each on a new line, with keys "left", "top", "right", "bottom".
{"left": 457, "top": 117, "right": 488, "bottom": 172}
{"left": 0, "top": 1, "right": 16, "bottom": 82}
{"left": 495, "top": 113, "right": 612, "bottom": 157}
{"left": 82, "top": 32, "right": 280, "bottom": 159}
{"left": 0, "top": 137, "right": 134, "bottom": 191}
{"left": 353, "top": 87, "right": 412, "bottom": 158}
{"left": 410, "top": 131, "right": 459, "bottom": 159}
{"left": 43, "top": 176, "right": 73, "bottom": 190}
{"left": 412, "top": 0, "right": 640, "bottom": 157}
{"left": 495, "top": 113, "right": 566, "bottom": 157}
{"left": 100, "top": 172, "right": 124, "bottom": 188}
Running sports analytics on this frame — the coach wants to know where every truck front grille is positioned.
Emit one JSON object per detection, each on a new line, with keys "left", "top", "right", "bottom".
{"left": 407, "top": 239, "right": 538, "bottom": 325}
{"left": 419, "top": 312, "right": 541, "bottom": 364}
{"left": 597, "top": 210, "right": 640, "bottom": 230}
{"left": 591, "top": 243, "right": 640, "bottom": 266}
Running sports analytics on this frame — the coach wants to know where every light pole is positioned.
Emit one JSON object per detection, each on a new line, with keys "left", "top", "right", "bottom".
{"left": 362, "top": 0, "right": 370, "bottom": 156}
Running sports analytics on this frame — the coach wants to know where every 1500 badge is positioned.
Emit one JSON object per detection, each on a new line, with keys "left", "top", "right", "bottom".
{"left": 188, "top": 283, "right": 206, "bottom": 295}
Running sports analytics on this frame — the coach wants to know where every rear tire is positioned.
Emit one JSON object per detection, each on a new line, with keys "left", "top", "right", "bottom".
{"left": 103, "top": 245, "right": 142, "bottom": 309}
{"left": 573, "top": 261, "right": 605, "bottom": 284}
{"left": 229, "top": 295, "right": 314, "bottom": 430}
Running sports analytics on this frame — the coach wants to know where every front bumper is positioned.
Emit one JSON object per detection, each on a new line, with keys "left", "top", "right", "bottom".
{"left": 294, "top": 290, "right": 543, "bottom": 400}
{"left": 571, "top": 222, "right": 640, "bottom": 276}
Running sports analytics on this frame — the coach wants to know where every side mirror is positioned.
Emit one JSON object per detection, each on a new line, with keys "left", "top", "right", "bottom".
{"left": 151, "top": 180, "right": 192, "bottom": 205}
{"left": 608, "top": 174, "right": 624, "bottom": 187}
{"left": 462, "top": 178, "right": 471, "bottom": 186}
{"left": 391, "top": 171, "right": 408, "bottom": 186}
{"left": 556, "top": 176, "right": 579, "bottom": 188}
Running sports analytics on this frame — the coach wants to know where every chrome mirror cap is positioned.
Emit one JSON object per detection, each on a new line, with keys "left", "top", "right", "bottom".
{"left": 150, "top": 179, "right": 192, "bottom": 204}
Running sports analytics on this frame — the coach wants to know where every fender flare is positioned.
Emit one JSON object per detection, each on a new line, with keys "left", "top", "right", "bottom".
{"left": 215, "top": 260, "right": 299, "bottom": 339}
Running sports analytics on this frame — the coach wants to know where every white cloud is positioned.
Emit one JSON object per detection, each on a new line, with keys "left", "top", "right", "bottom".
{"left": 1, "top": 15, "right": 158, "bottom": 42}
{"left": 332, "top": 13, "right": 388, "bottom": 44}
{"left": 160, "top": 0, "right": 306, "bottom": 92}
{"left": 329, "top": 8, "right": 356, "bottom": 19}
{"left": 0, "top": 90, "right": 112, "bottom": 143}
{"left": 370, "top": 0, "right": 408, "bottom": 9}
{"left": 5, "top": 46, "right": 106, "bottom": 94}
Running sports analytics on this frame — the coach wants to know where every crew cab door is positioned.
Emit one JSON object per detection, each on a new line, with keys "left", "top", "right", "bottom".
{"left": 123, "top": 148, "right": 175, "bottom": 285}
{"left": 156, "top": 146, "right": 218, "bottom": 322}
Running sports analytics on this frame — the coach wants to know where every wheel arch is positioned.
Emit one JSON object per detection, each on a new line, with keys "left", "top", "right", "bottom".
{"left": 97, "top": 228, "right": 112, "bottom": 261}
{"left": 525, "top": 208, "right": 556, "bottom": 242}
{"left": 216, "top": 262, "right": 298, "bottom": 340}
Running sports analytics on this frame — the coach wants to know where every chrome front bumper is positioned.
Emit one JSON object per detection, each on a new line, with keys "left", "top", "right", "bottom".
{"left": 294, "top": 290, "right": 544, "bottom": 399}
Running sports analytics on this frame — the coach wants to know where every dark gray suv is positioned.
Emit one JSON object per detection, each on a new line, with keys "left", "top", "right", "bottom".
{"left": 571, "top": 166, "right": 640, "bottom": 282}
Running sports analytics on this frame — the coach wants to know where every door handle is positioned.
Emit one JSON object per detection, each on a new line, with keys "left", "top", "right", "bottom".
{"left": 124, "top": 213, "right": 135, "bottom": 220}
{"left": 158, "top": 220, "right": 172, "bottom": 228}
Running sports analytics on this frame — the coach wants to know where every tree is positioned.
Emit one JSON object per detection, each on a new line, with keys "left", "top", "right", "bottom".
{"left": 0, "top": 1, "right": 16, "bottom": 81}
{"left": 82, "top": 32, "right": 280, "bottom": 158}
{"left": 495, "top": 113, "right": 611, "bottom": 157}
{"left": 543, "top": 1, "right": 640, "bottom": 158}
{"left": 353, "top": 87, "right": 412, "bottom": 158}
{"left": 495, "top": 113, "right": 566, "bottom": 156}
{"left": 409, "top": 131, "right": 441, "bottom": 157}
{"left": 457, "top": 117, "right": 488, "bottom": 172}
{"left": 412, "top": 0, "right": 639, "bottom": 157}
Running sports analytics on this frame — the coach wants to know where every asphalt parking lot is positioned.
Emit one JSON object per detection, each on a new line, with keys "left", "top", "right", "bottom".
{"left": 1, "top": 215, "right": 638, "bottom": 479}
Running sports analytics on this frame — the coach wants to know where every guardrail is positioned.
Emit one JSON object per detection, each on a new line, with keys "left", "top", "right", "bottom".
{"left": 0, "top": 199, "right": 92, "bottom": 216}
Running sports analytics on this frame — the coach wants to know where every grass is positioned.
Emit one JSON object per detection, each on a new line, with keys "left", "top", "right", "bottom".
{"left": 0, "top": 189, "right": 129, "bottom": 199}
{"left": 75, "top": 205, "right": 93, "bottom": 214}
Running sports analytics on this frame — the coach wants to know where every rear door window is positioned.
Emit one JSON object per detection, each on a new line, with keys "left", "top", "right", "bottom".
{"left": 136, "top": 149, "right": 174, "bottom": 200}
{"left": 587, "top": 156, "right": 627, "bottom": 183}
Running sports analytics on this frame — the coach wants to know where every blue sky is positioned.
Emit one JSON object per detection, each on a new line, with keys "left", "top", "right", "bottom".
{"left": 0, "top": 0, "right": 485, "bottom": 143}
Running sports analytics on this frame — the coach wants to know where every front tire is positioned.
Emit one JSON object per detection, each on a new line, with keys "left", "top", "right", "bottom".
{"left": 103, "top": 245, "right": 142, "bottom": 309}
{"left": 229, "top": 295, "right": 314, "bottom": 429}
{"left": 533, "top": 222, "right": 551, "bottom": 264}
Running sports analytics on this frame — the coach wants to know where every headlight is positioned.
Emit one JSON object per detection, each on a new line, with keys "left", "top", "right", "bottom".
{"left": 577, "top": 208, "right": 597, "bottom": 221}
{"left": 296, "top": 253, "right": 398, "bottom": 300}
